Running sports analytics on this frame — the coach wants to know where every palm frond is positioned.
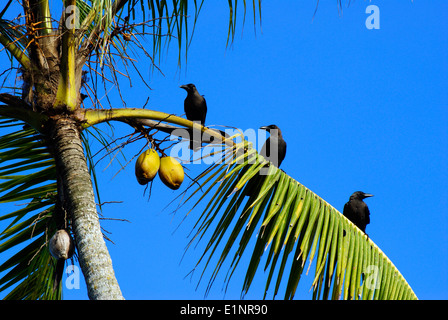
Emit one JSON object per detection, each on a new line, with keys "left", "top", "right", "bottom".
{"left": 227, "top": 0, "right": 262, "bottom": 46}
{"left": 184, "top": 140, "right": 418, "bottom": 300}
{"left": 0, "top": 117, "right": 61, "bottom": 300}
{"left": 0, "top": 116, "right": 113, "bottom": 299}
{"left": 75, "top": 0, "right": 262, "bottom": 66}
{"left": 74, "top": 0, "right": 197, "bottom": 64}
{"left": 0, "top": 17, "right": 30, "bottom": 68}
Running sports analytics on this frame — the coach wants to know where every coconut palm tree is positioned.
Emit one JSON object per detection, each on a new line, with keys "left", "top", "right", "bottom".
{"left": 0, "top": 0, "right": 417, "bottom": 300}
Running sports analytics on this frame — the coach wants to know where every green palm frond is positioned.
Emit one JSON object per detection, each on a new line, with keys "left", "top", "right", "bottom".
{"left": 0, "top": 18, "right": 27, "bottom": 51}
{"left": 0, "top": 117, "right": 61, "bottom": 300}
{"left": 227, "top": 0, "right": 262, "bottom": 46}
{"left": 74, "top": 0, "right": 200, "bottom": 64}
{"left": 0, "top": 18, "right": 29, "bottom": 68}
{"left": 185, "top": 140, "right": 417, "bottom": 300}
{"left": 75, "top": 0, "right": 262, "bottom": 64}
{"left": 0, "top": 116, "right": 112, "bottom": 299}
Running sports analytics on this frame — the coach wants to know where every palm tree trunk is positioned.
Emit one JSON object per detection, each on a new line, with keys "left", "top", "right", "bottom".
{"left": 51, "top": 117, "right": 123, "bottom": 300}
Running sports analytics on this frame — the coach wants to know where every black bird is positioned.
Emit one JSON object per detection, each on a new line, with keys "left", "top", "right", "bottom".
{"left": 244, "top": 125, "right": 287, "bottom": 197}
{"left": 180, "top": 84, "right": 207, "bottom": 150}
{"left": 259, "top": 125, "right": 287, "bottom": 168}
{"left": 343, "top": 191, "right": 374, "bottom": 234}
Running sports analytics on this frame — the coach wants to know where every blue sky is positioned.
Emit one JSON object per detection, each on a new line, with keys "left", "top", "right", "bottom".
{"left": 1, "top": 1, "right": 447, "bottom": 300}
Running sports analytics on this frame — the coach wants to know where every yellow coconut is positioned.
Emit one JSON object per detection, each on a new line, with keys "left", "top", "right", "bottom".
{"left": 159, "top": 156, "right": 184, "bottom": 190}
{"left": 135, "top": 149, "right": 160, "bottom": 185}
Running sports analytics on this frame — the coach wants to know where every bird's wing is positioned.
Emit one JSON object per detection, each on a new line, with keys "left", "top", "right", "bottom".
{"left": 260, "top": 136, "right": 271, "bottom": 159}
{"left": 278, "top": 139, "right": 287, "bottom": 166}
{"left": 201, "top": 98, "right": 207, "bottom": 125}
{"left": 365, "top": 204, "right": 370, "bottom": 225}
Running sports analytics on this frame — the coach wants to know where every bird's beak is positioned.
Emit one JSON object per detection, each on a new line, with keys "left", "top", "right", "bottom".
{"left": 364, "top": 193, "right": 374, "bottom": 198}
{"left": 180, "top": 85, "right": 187, "bottom": 90}
{"left": 260, "top": 126, "right": 268, "bottom": 131}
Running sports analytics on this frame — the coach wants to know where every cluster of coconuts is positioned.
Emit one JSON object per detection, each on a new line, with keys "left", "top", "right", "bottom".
{"left": 135, "top": 148, "right": 184, "bottom": 190}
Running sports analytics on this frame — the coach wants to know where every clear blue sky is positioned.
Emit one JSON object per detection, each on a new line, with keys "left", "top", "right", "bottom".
{"left": 1, "top": 1, "right": 447, "bottom": 300}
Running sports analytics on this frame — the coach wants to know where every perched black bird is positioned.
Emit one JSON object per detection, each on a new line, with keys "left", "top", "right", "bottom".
{"left": 244, "top": 125, "right": 287, "bottom": 197}
{"left": 343, "top": 191, "right": 374, "bottom": 234}
{"left": 180, "top": 84, "right": 207, "bottom": 150}
{"left": 259, "top": 125, "right": 287, "bottom": 168}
